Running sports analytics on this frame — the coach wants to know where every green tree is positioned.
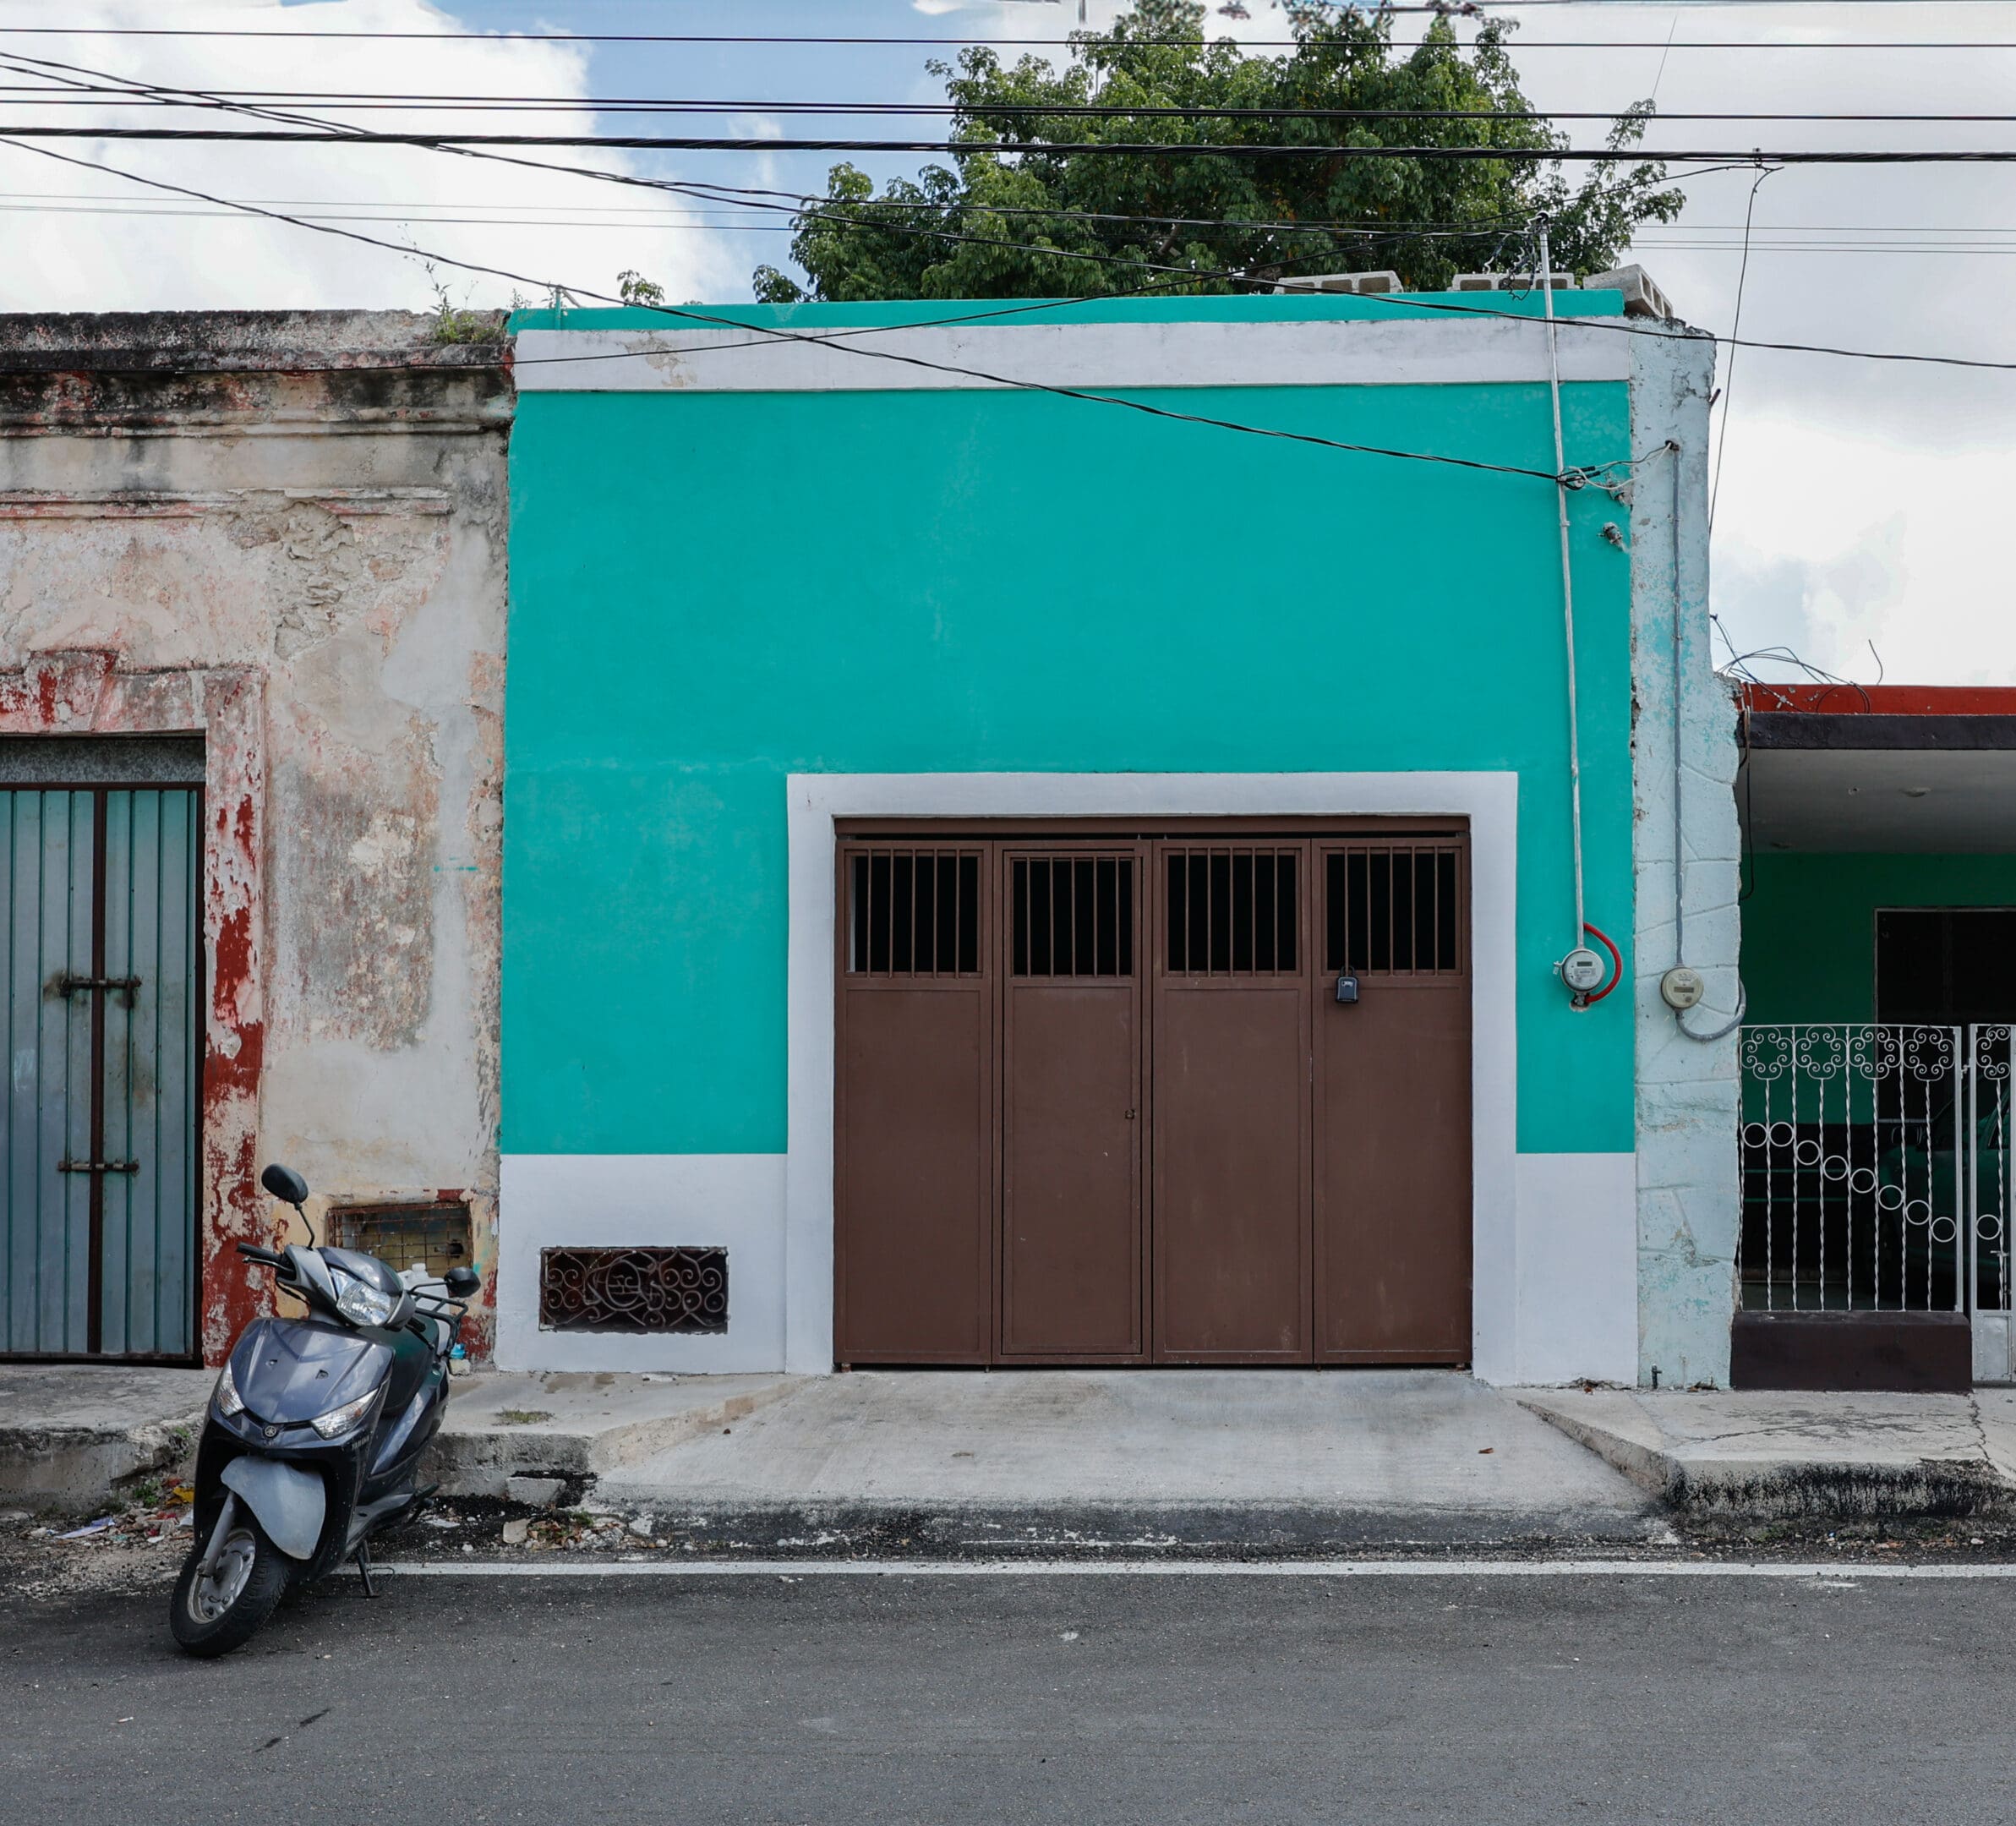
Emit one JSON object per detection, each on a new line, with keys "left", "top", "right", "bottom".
{"left": 753, "top": 1, "right": 1680, "bottom": 302}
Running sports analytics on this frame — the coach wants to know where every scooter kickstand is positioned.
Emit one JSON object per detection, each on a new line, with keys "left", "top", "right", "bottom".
{"left": 354, "top": 1540, "right": 378, "bottom": 1599}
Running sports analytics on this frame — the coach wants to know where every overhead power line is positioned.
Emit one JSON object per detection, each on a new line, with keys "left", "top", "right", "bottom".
{"left": 9, "top": 125, "right": 2016, "bottom": 387}
{"left": 0, "top": 133, "right": 1597, "bottom": 489}
{"left": 5, "top": 125, "right": 2016, "bottom": 162}
{"left": 24, "top": 89, "right": 2016, "bottom": 126}
{"left": 3, "top": 27, "right": 2016, "bottom": 51}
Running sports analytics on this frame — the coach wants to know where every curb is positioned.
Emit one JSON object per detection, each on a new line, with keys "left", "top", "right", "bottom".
{"left": 1517, "top": 1395, "right": 2016, "bottom": 1520}
{"left": 428, "top": 1376, "right": 800, "bottom": 1497}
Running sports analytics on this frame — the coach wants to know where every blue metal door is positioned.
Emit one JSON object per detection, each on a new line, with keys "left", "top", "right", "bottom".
{"left": 3, "top": 786, "right": 200, "bottom": 1359}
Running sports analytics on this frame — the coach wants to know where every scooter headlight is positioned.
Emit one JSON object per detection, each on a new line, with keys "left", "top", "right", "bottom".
{"left": 309, "top": 1387, "right": 382, "bottom": 1441}
{"left": 331, "top": 1271, "right": 396, "bottom": 1329}
{"left": 212, "top": 1359, "right": 245, "bottom": 1418}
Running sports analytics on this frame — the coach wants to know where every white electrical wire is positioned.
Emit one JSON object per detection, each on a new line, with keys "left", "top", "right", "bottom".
{"left": 1537, "top": 216, "right": 1588, "bottom": 960}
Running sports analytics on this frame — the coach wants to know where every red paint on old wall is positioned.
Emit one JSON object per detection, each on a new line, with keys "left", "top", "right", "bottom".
{"left": 1, "top": 650, "right": 269, "bottom": 1364}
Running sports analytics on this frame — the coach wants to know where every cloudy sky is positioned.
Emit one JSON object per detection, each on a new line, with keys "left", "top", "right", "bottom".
{"left": 0, "top": 0, "right": 2009, "bottom": 686}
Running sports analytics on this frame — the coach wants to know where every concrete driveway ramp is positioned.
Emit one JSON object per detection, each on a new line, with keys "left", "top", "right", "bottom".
{"left": 593, "top": 1369, "right": 1658, "bottom": 1550}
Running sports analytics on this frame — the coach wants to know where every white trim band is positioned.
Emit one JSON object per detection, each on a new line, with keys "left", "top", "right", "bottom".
{"left": 515, "top": 316, "right": 1631, "bottom": 395}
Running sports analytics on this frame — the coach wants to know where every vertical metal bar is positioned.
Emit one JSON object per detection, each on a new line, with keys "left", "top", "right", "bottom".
{"left": 1248, "top": 848, "right": 1259, "bottom": 972}
{"left": 1193, "top": 850, "right": 1210, "bottom": 975}
{"left": 1111, "top": 853, "right": 1120, "bottom": 977}
{"left": 1839, "top": 1052, "right": 1850, "bottom": 1311}
{"left": 1968, "top": 1025, "right": 1980, "bottom": 1320}
{"left": 1952, "top": 1028, "right": 1964, "bottom": 1311}
{"left": 1432, "top": 850, "right": 1441, "bottom": 974}
{"left": 1816, "top": 1032, "right": 1825, "bottom": 1312}
{"left": 82, "top": 789, "right": 107, "bottom": 1355}
{"left": 1384, "top": 845, "right": 1395, "bottom": 976}
{"left": 1046, "top": 854, "right": 1057, "bottom": 980}
{"left": 1991, "top": 1040, "right": 2008, "bottom": 1305}
{"left": 1764, "top": 1063, "right": 1775, "bottom": 1310}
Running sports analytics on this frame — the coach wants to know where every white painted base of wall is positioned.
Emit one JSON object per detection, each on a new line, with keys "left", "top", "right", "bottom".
{"left": 494, "top": 1154, "right": 786, "bottom": 1374}
{"left": 1974, "top": 1313, "right": 2013, "bottom": 1386}
{"left": 498, "top": 1148, "right": 1640, "bottom": 1385}
{"left": 1512, "top": 1152, "right": 1639, "bottom": 1386}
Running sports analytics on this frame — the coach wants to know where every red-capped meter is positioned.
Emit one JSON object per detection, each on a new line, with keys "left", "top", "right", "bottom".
{"left": 1560, "top": 946, "right": 1607, "bottom": 996}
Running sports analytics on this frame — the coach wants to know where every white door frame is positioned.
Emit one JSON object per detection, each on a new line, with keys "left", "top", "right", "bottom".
{"left": 786, "top": 771, "right": 1522, "bottom": 1376}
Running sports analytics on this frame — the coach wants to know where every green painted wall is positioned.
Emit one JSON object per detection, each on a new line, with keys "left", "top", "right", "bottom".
{"left": 1743, "top": 852, "right": 2016, "bottom": 1023}
{"left": 503, "top": 296, "right": 1640, "bottom": 1158}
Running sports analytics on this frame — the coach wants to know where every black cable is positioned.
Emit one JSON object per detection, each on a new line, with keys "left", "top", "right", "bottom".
{"left": 0, "top": 133, "right": 1591, "bottom": 487}
{"left": 15, "top": 57, "right": 2016, "bottom": 380}
{"left": 1709, "top": 164, "right": 1779, "bottom": 535}
{"left": 23, "top": 86, "right": 2016, "bottom": 125}
{"left": 0, "top": 59, "right": 1553, "bottom": 293}
{"left": 3, "top": 28, "right": 2015, "bottom": 51}
{"left": 8, "top": 125, "right": 2016, "bottom": 161}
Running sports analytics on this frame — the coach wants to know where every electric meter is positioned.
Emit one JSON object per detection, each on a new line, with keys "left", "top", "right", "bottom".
{"left": 1560, "top": 946, "right": 1607, "bottom": 994}
{"left": 1660, "top": 965, "right": 1705, "bottom": 1011}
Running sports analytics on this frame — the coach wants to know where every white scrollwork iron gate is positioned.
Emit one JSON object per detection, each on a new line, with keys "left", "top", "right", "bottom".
{"left": 1739, "top": 1025, "right": 2015, "bottom": 1354}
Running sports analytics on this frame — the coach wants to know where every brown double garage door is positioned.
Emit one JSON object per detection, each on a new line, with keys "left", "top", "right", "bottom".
{"left": 835, "top": 821, "right": 1472, "bottom": 1366}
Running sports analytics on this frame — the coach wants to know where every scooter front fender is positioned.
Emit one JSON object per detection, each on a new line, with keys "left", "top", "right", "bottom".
{"left": 221, "top": 1456, "right": 325, "bottom": 1561}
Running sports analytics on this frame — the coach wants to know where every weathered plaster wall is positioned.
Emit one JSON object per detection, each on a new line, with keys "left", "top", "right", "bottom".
{"left": 1628, "top": 325, "right": 1742, "bottom": 1388}
{"left": 0, "top": 314, "right": 510, "bottom": 1361}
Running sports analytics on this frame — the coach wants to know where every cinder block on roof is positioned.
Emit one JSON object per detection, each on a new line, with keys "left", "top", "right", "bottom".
{"left": 1269, "top": 271, "right": 1403, "bottom": 295}
{"left": 1582, "top": 264, "right": 1677, "bottom": 320}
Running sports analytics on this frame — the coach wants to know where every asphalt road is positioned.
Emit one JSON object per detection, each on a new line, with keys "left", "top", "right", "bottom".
{"left": 5, "top": 1564, "right": 2013, "bottom": 1824}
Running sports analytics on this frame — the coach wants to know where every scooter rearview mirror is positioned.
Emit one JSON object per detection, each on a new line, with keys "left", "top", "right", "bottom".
{"left": 259, "top": 1162, "right": 315, "bottom": 1245}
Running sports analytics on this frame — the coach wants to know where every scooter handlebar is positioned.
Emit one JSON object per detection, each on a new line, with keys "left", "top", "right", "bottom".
{"left": 235, "top": 1243, "right": 286, "bottom": 1267}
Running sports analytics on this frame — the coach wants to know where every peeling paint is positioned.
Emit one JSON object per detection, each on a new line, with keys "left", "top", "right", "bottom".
{"left": 0, "top": 310, "right": 511, "bottom": 1365}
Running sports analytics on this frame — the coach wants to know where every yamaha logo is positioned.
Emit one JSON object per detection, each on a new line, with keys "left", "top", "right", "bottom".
{"left": 263, "top": 1424, "right": 278, "bottom": 1439}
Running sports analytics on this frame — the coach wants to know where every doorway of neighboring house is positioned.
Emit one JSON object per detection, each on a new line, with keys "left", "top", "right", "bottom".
{"left": 833, "top": 819, "right": 1473, "bottom": 1367}
{"left": 2, "top": 738, "right": 204, "bottom": 1362}
{"left": 1876, "top": 908, "right": 2016, "bottom": 1029}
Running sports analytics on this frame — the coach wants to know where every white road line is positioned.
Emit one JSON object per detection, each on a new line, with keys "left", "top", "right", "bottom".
{"left": 378, "top": 1558, "right": 2016, "bottom": 1581}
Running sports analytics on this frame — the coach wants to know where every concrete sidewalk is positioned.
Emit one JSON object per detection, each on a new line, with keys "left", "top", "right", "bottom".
{"left": 0, "top": 1366, "right": 211, "bottom": 1508}
{"left": 15, "top": 1362, "right": 2016, "bottom": 1535}
{"left": 433, "top": 1370, "right": 797, "bottom": 1497}
{"left": 591, "top": 1369, "right": 1661, "bottom": 1550}
{"left": 0, "top": 1364, "right": 797, "bottom": 1511}
{"left": 1519, "top": 1386, "right": 2016, "bottom": 1518}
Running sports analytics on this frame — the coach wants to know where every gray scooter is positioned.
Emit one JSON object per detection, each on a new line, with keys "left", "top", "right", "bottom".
{"left": 169, "top": 1163, "right": 478, "bottom": 1657}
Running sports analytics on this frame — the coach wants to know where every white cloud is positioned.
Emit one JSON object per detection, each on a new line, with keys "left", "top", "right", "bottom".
{"left": 1712, "top": 415, "right": 2016, "bottom": 685}
{"left": 0, "top": 0, "right": 741, "bottom": 312}
{"left": 1489, "top": 1, "right": 2016, "bottom": 683}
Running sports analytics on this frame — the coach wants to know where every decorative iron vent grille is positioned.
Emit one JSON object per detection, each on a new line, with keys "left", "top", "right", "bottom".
{"left": 538, "top": 1246, "right": 729, "bottom": 1334}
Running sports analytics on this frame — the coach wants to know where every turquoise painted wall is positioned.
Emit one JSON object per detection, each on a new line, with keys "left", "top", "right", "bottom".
{"left": 1742, "top": 851, "right": 2016, "bottom": 1023}
{"left": 504, "top": 295, "right": 1640, "bottom": 1158}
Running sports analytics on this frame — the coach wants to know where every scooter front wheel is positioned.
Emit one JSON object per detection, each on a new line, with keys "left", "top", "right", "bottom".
{"left": 169, "top": 1512, "right": 291, "bottom": 1657}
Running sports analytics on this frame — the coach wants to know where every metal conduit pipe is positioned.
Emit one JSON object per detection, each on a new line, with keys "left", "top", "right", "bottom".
{"left": 1663, "top": 435, "right": 1746, "bottom": 1044}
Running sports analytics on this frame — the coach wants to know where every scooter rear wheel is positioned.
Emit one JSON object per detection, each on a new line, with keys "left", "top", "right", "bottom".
{"left": 169, "top": 1512, "right": 291, "bottom": 1657}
